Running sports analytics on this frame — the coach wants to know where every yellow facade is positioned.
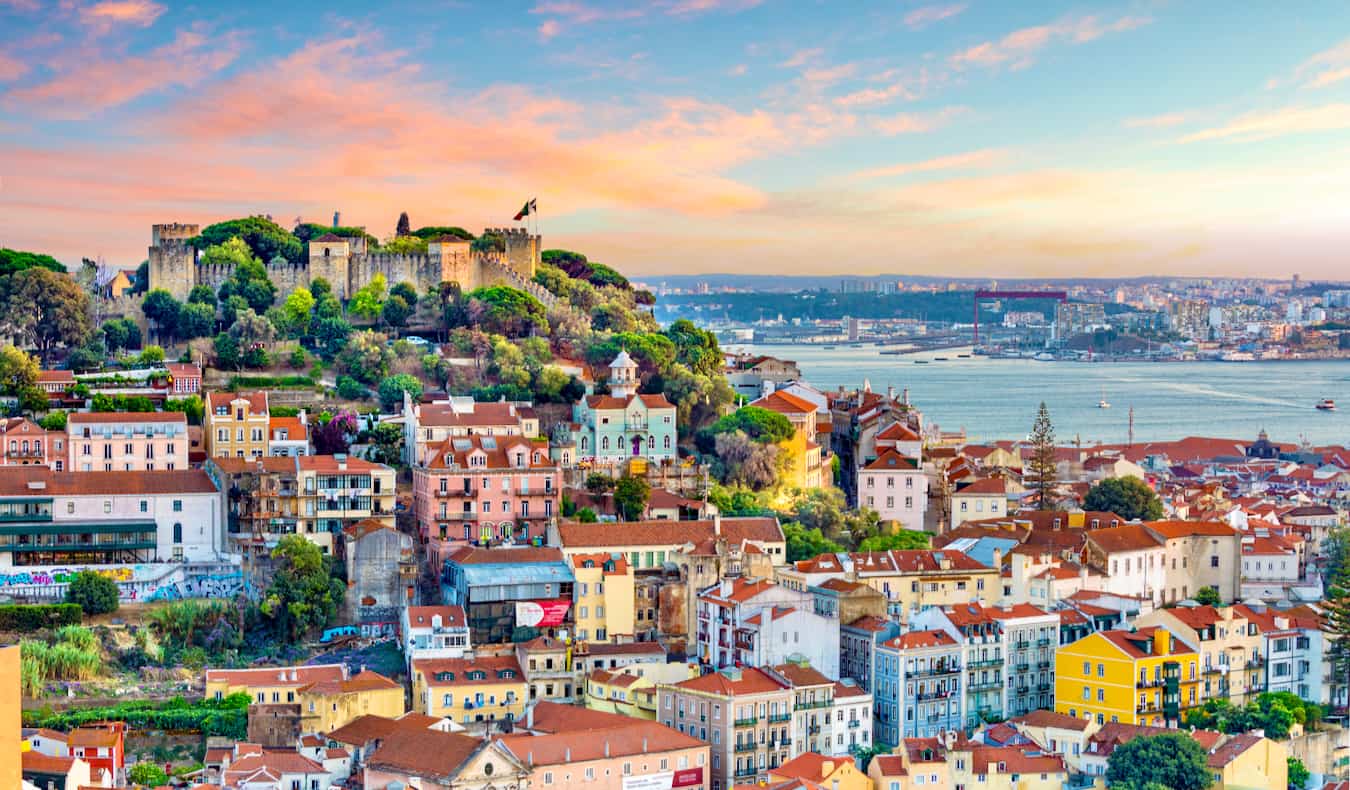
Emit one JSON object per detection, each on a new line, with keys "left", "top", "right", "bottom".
{"left": 302, "top": 681, "right": 405, "bottom": 733}
{"left": 1, "top": 645, "right": 21, "bottom": 790}
{"left": 572, "top": 554, "right": 636, "bottom": 643}
{"left": 412, "top": 658, "right": 528, "bottom": 728}
{"left": 770, "top": 754, "right": 871, "bottom": 790}
{"left": 585, "top": 663, "right": 698, "bottom": 720}
{"left": 1054, "top": 628, "right": 1202, "bottom": 728}
{"left": 204, "top": 666, "right": 403, "bottom": 733}
{"left": 205, "top": 392, "right": 270, "bottom": 459}
{"left": 1212, "top": 736, "right": 1287, "bottom": 790}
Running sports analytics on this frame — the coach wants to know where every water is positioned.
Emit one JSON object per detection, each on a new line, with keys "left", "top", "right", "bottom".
{"left": 739, "top": 344, "right": 1350, "bottom": 446}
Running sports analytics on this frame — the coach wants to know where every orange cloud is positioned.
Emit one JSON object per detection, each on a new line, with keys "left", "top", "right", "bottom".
{"left": 1124, "top": 112, "right": 1193, "bottom": 129}
{"left": 851, "top": 148, "right": 1006, "bottom": 180}
{"left": 78, "top": 0, "right": 165, "bottom": 32}
{"left": 950, "top": 14, "right": 1150, "bottom": 70}
{"left": 1179, "top": 104, "right": 1350, "bottom": 143}
{"left": 904, "top": 4, "right": 966, "bottom": 30}
{"left": 1293, "top": 37, "right": 1350, "bottom": 89}
{"left": 4, "top": 27, "right": 243, "bottom": 118}
{"left": 871, "top": 106, "right": 967, "bottom": 135}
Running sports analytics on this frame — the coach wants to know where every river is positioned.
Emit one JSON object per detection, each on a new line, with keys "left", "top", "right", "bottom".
{"left": 737, "top": 344, "right": 1350, "bottom": 446}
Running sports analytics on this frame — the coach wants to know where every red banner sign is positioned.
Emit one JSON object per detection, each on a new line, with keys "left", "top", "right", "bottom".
{"left": 516, "top": 598, "right": 571, "bottom": 628}
{"left": 673, "top": 768, "right": 703, "bottom": 787}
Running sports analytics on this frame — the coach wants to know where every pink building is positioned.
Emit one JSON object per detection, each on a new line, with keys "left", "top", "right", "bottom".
{"left": 165, "top": 363, "right": 202, "bottom": 395}
{"left": 1, "top": 418, "right": 64, "bottom": 469}
{"left": 412, "top": 435, "right": 560, "bottom": 565}
{"left": 67, "top": 412, "right": 189, "bottom": 472}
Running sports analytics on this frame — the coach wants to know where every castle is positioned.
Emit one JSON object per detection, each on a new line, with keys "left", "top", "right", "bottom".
{"left": 148, "top": 223, "right": 548, "bottom": 304}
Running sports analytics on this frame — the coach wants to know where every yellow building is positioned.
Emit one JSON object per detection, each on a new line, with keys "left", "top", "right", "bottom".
{"left": 2, "top": 644, "right": 21, "bottom": 790}
{"left": 1054, "top": 626, "right": 1201, "bottom": 728}
{"left": 769, "top": 752, "right": 871, "bottom": 790}
{"left": 204, "top": 664, "right": 403, "bottom": 733}
{"left": 584, "top": 662, "right": 698, "bottom": 720}
{"left": 947, "top": 744, "right": 1068, "bottom": 790}
{"left": 571, "top": 553, "right": 636, "bottom": 643}
{"left": 206, "top": 391, "right": 271, "bottom": 459}
{"left": 1208, "top": 732, "right": 1288, "bottom": 790}
{"left": 412, "top": 655, "right": 528, "bottom": 729}
{"left": 750, "top": 390, "right": 825, "bottom": 490}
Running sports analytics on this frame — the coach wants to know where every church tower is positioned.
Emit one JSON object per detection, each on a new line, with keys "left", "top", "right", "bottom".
{"left": 609, "top": 350, "right": 638, "bottom": 399}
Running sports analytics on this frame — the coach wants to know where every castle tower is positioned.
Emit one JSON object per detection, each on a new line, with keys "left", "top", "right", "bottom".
{"left": 148, "top": 222, "right": 200, "bottom": 301}
{"left": 307, "top": 233, "right": 352, "bottom": 299}
{"left": 483, "top": 227, "right": 540, "bottom": 280}
{"left": 609, "top": 350, "right": 638, "bottom": 399}
{"left": 429, "top": 235, "right": 473, "bottom": 288}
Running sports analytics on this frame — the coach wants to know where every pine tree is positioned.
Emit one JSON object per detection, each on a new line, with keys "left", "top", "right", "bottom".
{"left": 396, "top": 211, "right": 411, "bottom": 237}
{"left": 1027, "top": 401, "right": 1057, "bottom": 510}
{"left": 1324, "top": 559, "right": 1350, "bottom": 710}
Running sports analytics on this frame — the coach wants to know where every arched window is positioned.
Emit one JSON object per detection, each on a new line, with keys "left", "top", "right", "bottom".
{"left": 647, "top": 436, "right": 654, "bottom": 449}
{"left": 664, "top": 436, "right": 672, "bottom": 449}
{"left": 581, "top": 436, "right": 589, "bottom": 451}
{"left": 172, "top": 523, "right": 183, "bottom": 543}
{"left": 601, "top": 437, "right": 609, "bottom": 450}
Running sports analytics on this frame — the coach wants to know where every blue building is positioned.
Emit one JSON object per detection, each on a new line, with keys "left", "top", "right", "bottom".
{"left": 570, "top": 352, "right": 678, "bottom": 464}
{"left": 440, "top": 545, "right": 574, "bottom": 644}
{"left": 875, "top": 629, "right": 964, "bottom": 747}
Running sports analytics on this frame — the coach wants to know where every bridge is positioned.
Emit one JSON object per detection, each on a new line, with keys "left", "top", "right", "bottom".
{"left": 973, "top": 289, "right": 1067, "bottom": 345}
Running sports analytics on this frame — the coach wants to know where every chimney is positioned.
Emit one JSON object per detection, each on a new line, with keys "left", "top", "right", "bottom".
{"left": 1151, "top": 628, "right": 1168, "bottom": 656}
{"left": 643, "top": 737, "right": 649, "bottom": 753}
{"left": 565, "top": 747, "right": 571, "bottom": 762}
{"left": 902, "top": 388, "right": 910, "bottom": 406}
{"left": 713, "top": 513, "right": 722, "bottom": 537}
{"left": 887, "top": 385, "right": 896, "bottom": 402}
{"left": 604, "top": 741, "right": 610, "bottom": 757}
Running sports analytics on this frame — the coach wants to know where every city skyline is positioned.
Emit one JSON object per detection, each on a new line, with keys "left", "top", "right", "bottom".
{"left": 2, "top": 1, "right": 1350, "bottom": 278}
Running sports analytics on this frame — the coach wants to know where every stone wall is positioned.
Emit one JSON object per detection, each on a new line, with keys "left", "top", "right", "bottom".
{"left": 1286, "top": 727, "right": 1348, "bottom": 777}
{"left": 247, "top": 704, "right": 301, "bottom": 748}
{"left": 148, "top": 239, "right": 195, "bottom": 301}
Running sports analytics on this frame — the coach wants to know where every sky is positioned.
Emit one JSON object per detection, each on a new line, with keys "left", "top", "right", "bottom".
{"left": 2, "top": 1, "right": 1350, "bottom": 280}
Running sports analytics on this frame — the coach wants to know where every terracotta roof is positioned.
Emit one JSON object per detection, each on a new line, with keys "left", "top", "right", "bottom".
{"left": 956, "top": 478, "right": 1010, "bottom": 495}
{"left": 366, "top": 728, "right": 485, "bottom": 780}
{"left": 1146, "top": 520, "right": 1239, "bottom": 539}
{"left": 1009, "top": 709, "right": 1091, "bottom": 731}
{"left": 37, "top": 369, "right": 75, "bottom": 383}
{"left": 523, "top": 700, "right": 639, "bottom": 733}
{"left": 584, "top": 393, "right": 675, "bottom": 410}
{"left": 772, "top": 662, "right": 833, "bottom": 688}
{"left": 328, "top": 714, "right": 423, "bottom": 745}
{"left": 68, "top": 410, "right": 188, "bottom": 424}
{"left": 832, "top": 680, "right": 869, "bottom": 698}
{"left": 1095, "top": 627, "right": 1194, "bottom": 659}
{"left": 297, "top": 454, "right": 388, "bottom": 472}
{"left": 303, "top": 669, "right": 399, "bottom": 695}
{"left": 0, "top": 467, "right": 217, "bottom": 496}
{"left": 426, "top": 433, "right": 553, "bottom": 470}
{"left": 67, "top": 726, "right": 121, "bottom": 748}
{"left": 903, "top": 737, "right": 947, "bottom": 762}
{"left": 1086, "top": 524, "right": 1164, "bottom": 553}
{"left": 1089, "top": 722, "right": 1223, "bottom": 758}
{"left": 871, "top": 755, "right": 908, "bottom": 776}
{"left": 816, "top": 578, "right": 869, "bottom": 594}
{"left": 268, "top": 415, "right": 308, "bottom": 440}
{"left": 962, "top": 745, "right": 1066, "bottom": 775}
{"left": 571, "top": 552, "right": 631, "bottom": 574}
{"left": 207, "top": 390, "right": 268, "bottom": 413}
{"left": 165, "top": 362, "right": 201, "bottom": 376}
{"left": 702, "top": 577, "right": 778, "bottom": 606}
{"left": 671, "top": 666, "right": 787, "bottom": 696}
{"left": 205, "top": 664, "right": 345, "bottom": 688}
{"left": 773, "top": 752, "right": 846, "bottom": 782}
{"left": 496, "top": 719, "right": 702, "bottom": 765}
{"left": 883, "top": 629, "right": 958, "bottom": 650}
{"left": 844, "top": 614, "right": 893, "bottom": 632}
{"left": 863, "top": 448, "right": 921, "bottom": 472}
{"left": 414, "top": 655, "right": 524, "bottom": 686}
{"left": 877, "top": 422, "right": 921, "bottom": 441}
{"left": 559, "top": 517, "right": 782, "bottom": 548}
{"left": 444, "top": 545, "right": 564, "bottom": 565}
{"left": 223, "top": 750, "right": 325, "bottom": 781}
{"left": 313, "top": 232, "right": 345, "bottom": 242}
{"left": 417, "top": 401, "right": 529, "bottom": 428}
{"left": 1208, "top": 733, "right": 1265, "bottom": 768}
{"left": 406, "top": 605, "right": 466, "bottom": 628}
{"left": 23, "top": 751, "right": 76, "bottom": 773}
{"left": 848, "top": 549, "right": 987, "bottom": 574}
{"left": 750, "top": 390, "right": 818, "bottom": 415}
{"left": 1161, "top": 605, "right": 1224, "bottom": 629}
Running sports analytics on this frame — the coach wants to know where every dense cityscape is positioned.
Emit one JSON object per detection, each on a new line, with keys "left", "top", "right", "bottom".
{"left": 5, "top": 1, "right": 1350, "bottom": 789}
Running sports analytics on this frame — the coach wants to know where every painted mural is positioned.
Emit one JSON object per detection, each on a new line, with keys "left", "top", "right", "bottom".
{"left": 0, "top": 562, "right": 247, "bottom": 602}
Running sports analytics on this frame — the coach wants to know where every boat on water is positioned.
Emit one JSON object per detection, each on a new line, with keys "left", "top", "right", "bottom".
{"left": 957, "top": 353, "right": 971, "bottom": 358}
{"left": 880, "top": 350, "right": 904, "bottom": 356}
{"left": 822, "top": 345, "right": 836, "bottom": 350}
{"left": 1317, "top": 399, "right": 1337, "bottom": 411}
{"left": 1033, "top": 352, "right": 1055, "bottom": 362}
{"left": 934, "top": 356, "right": 949, "bottom": 361}
{"left": 1098, "top": 387, "right": 1111, "bottom": 409}
{"left": 914, "top": 360, "right": 929, "bottom": 364}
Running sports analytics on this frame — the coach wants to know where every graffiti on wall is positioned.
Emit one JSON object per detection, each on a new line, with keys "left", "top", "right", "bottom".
{"left": 0, "top": 563, "right": 247, "bottom": 602}
{"left": 142, "top": 571, "right": 247, "bottom": 602}
{"left": 0, "top": 566, "right": 134, "bottom": 588}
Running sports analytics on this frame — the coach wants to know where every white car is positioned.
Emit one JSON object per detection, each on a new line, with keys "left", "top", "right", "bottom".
{"left": 403, "top": 335, "right": 430, "bottom": 346}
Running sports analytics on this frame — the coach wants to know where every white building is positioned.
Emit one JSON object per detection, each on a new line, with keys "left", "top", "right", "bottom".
{"left": 696, "top": 577, "right": 838, "bottom": 677}
{"left": 401, "top": 605, "right": 472, "bottom": 668}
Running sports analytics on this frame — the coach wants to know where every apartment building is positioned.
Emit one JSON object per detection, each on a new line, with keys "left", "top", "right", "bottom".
{"left": 66, "top": 412, "right": 188, "bottom": 472}
{"left": 786, "top": 549, "right": 999, "bottom": 623}
{"left": 205, "top": 391, "right": 270, "bottom": 458}
{"left": 401, "top": 605, "right": 471, "bottom": 668}
{"left": 1084, "top": 521, "right": 1243, "bottom": 606}
{"left": 840, "top": 614, "right": 901, "bottom": 694}
{"left": 774, "top": 660, "right": 873, "bottom": 758}
{"left": 1055, "top": 626, "right": 1203, "bottom": 728}
{"left": 695, "top": 577, "right": 836, "bottom": 677}
{"left": 411, "top": 434, "right": 559, "bottom": 565}
{"left": 1135, "top": 605, "right": 1263, "bottom": 705}
{"left": 267, "top": 412, "right": 310, "bottom": 456}
{"left": 658, "top": 667, "right": 797, "bottom": 790}
{"left": 1, "top": 417, "right": 61, "bottom": 468}
{"left": 410, "top": 655, "right": 528, "bottom": 730}
{"left": 875, "top": 630, "right": 964, "bottom": 746}
{"left": 571, "top": 553, "right": 635, "bottom": 643}
{"left": 402, "top": 394, "right": 540, "bottom": 466}
{"left": 748, "top": 389, "right": 825, "bottom": 490}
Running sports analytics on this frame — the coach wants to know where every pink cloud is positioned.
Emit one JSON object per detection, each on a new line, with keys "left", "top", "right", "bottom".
{"left": 528, "top": 0, "right": 756, "bottom": 38}
{"left": 538, "top": 19, "right": 563, "bottom": 40}
{"left": 950, "top": 14, "right": 1151, "bottom": 70}
{"left": 1308, "top": 67, "right": 1350, "bottom": 89}
{"left": 1179, "top": 104, "right": 1350, "bottom": 143}
{"left": 0, "top": 53, "right": 29, "bottom": 82}
{"left": 1124, "top": 112, "right": 1193, "bottom": 129}
{"left": 904, "top": 3, "right": 966, "bottom": 31}
{"left": 4, "top": 27, "right": 243, "bottom": 118}
{"left": 1292, "top": 38, "right": 1350, "bottom": 89}
{"left": 78, "top": 0, "right": 166, "bottom": 32}
{"left": 835, "top": 82, "right": 917, "bottom": 107}
{"left": 852, "top": 148, "right": 1006, "bottom": 180}
{"left": 871, "top": 106, "right": 967, "bottom": 135}
{"left": 780, "top": 48, "right": 822, "bottom": 68}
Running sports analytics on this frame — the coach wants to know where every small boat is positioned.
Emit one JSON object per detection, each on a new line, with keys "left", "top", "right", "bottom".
{"left": 1316, "top": 399, "right": 1337, "bottom": 411}
{"left": 1098, "top": 386, "right": 1111, "bottom": 409}
{"left": 914, "top": 360, "right": 929, "bottom": 364}
{"left": 934, "top": 356, "right": 949, "bottom": 361}
{"left": 822, "top": 345, "right": 837, "bottom": 350}
{"left": 1033, "top": 352, "right": 1055, "bottom": 362}
{"left": 957, "top": 353, "right": 971, "bottom": 358}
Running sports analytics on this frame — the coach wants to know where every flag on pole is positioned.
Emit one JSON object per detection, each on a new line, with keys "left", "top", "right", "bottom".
{"left": 513, "top": 198, "right": 537, "bottom": 221}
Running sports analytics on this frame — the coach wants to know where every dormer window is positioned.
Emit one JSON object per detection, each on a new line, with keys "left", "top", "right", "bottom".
{"left": 498, "top": 669, "right": 515, "bottom": 678}
{"left": 435, "top": 671, "right": 455, "bottom": 681}
{"left": 467, "top": 670, "right": 487, "bottom": 680}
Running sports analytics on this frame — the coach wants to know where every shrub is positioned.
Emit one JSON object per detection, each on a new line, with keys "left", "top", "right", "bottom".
{"left": 22, "top": 693, "right": 249, "bottom": 738}
{"left": 228, "top": 374, "right": 315, "bottom": 390}
{"left": 65, "top": 570, "right": 120, "bottom": 615}
{"left": 0, "top": 604, "right": 82, "bottom": 631}
{"left": 336, "top": 376, "right": 368, "bottom": 400}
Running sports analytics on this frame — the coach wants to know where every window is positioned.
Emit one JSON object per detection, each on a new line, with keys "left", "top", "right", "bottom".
{"left": 173, "top": 500, "right": 183, "bottom": 512}
{"left": 173, "top": 523, "right": 182, "bottom": 543}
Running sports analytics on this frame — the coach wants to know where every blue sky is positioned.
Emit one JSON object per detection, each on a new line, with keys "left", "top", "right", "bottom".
{"left": 2, "top": 0, "right": 1350, "bottom": 278}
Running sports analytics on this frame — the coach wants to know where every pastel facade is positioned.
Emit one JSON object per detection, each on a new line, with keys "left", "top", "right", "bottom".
{"left": 875, "top": 630, "right": 964, "bottom": 746}
{"left": 1054, "top": 626, "right": 1203, "bottom": 728}
{"left": 205, "top": 391, "right": 270, "bottom": 459}
{"left": 749, "top": 389, "right": 825, "bottom": 490}
{"left": 411, "top": 655, "right": 528, "bottom": 730}
{"left": 1, "top": 418, "right": 61, "bottom": 469}
{"left": 570, "top": 353, "right": 678, "bottom": 463}
{"left": 572, "top": 553, "right": 636, "bottom": 643}
{"left": 402, "top": 394, "right": 540, "bottom": 467}
{"left": 66, "top": 412, "right": 188, "bottom": 472}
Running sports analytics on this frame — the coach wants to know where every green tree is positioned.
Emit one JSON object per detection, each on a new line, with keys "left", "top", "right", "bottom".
{"left": 259, "top": 534, "right": 344, "bottom": 642}
{"left": 378, "top": 374, "right": 424, "bottom": 412}
{"left": 196, "top": 217, "right": 303, "bottom": 264}
{"left": 1084, "top": 476, "right": 1163, "bottom": 521}
{"left": 177, "top": 302, "right": 216, "bottom": 340}
{"left": 468, "top": 286, "right": 547, "bottom": 337}
{"left": 576, "top": 507, "right": 599, "bottom": 523}
{"left": 1105, "top": 732, "right": 1212, "bottom": 790}
{"left": 586, "top": 473, "right": 616, "bottom": 493}
{"left": 783, "top": 521, "right": 845, "bottom": 562}
{"left": 411, "top": 226, "right": 474, "bottom": 241}
{"left": 213, "top": 333, "right": 241, "bottom": 370}
{"left": 1027, "top": 401, "right": 1058, "bottom": 510}
{"left": 696, "top": 405, "right": 794, "bottom": 453}
{"left": 313, "top": 315, "right": 352, "bottom": 359}
{"left": 142, "top": 289, "right": 182, "bottom": 343}
{"left": 229, "top": 309, "right": 276, "bottom": 348}
{"left": 367, "top": 422, "right": 405, "bottom": 466}
{"left": 0, "top": 247, "right": 64, "bottom": 276}
{"left": 858, "top": 531, "right": 932, "bottom": 552}
{"left": 0, "top": 344, "right": 39, "bottom": 395}
{"left": 129, "top": 762, "right": 169, "bottom": 786}
{"left": 336, "top": 375, "right": 368, "bottom": 400}
{"left": 102, "top": 318, "right": 139, "bottom": 352}
{"left": 217, "top": 255, "right": 277, "bottom": 314}
{"left": 1194, "top": 586, "right": 1222, "bottom": 606}
{"left": 712, "top": 431, "right": 784, "bottom": 490}
{"left": 138, "top": 345, "right": 166, "bottom": 365}
{"left": 220, "top": 294, "right": 249, "bottom": 326}
{"left": 381, "top": 294, "right": 413, "bottom": 327}
{"left": 280, "top": 287, "right": 316, "bottom": 338}
{"left": 164, "top": 395, "right": 205, "bottom": 425}
{"left": 664, "top": 319, "right": 723, "bottom": 377}
{"left": 2, "top": 267, "right": 93, "bottom": 362}
{"left": 391, "top": 281, "right": 419, "bottom": 307}
{"left": 65, "top": 570, "right": 120, "bottom": 615}
{"left": 188, "top": 283, "right": 218, "bottom": 307}
{"left": 614, "top": 476, "right": 651, "bottom": 521}
{"left": 350, "top": 273, "right": 388, "bottom": 321}
{"left": 379, "top": 235, "right": 428, "bottom": 255}
{"left": 338, "top": 331, "right": 393, "bottom": 385}
{"left": 1288, "top": 757, "right": 1309, "bottom": 789}
{"left": 39, "top": 411, "right": 68, "bottom": 431}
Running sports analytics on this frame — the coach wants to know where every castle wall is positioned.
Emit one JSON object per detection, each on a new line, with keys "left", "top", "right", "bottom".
{"left": 308, "top": 251, "right": 348, "bottom": 300}
{"left": 267, "top": 261, "right": 307, "bottom": 297}
{"left": 148, "top": 240, "right": 196, "bottom": 301}
{"left": 483, "top": 227, "right": 541, "bottom": 280}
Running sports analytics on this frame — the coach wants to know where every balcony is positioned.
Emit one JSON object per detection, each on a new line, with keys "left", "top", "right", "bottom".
{"left": 847, "top": 719, "right": 862, "bottom": 729}
{"left": 910, "top": 665, "right": 960, "bottom": 678}
{"left": 733, "top": 768, "right": 759, "bottom": 779}
{"left": 1014, "top": 663, "right": 1030, "bottom": 672}
{"left": 1037, "top": 682, "right": 1052, "bottom": 692}
{"left": 1136, "top": 701, "right": 1160, "bottom": 713}
{"left": 808, "top": 724, "right": 822, "bottom": 735}
{"left": 1037, "top": 660, "right": 1051, "bottom": 669}
{"left": 1013, "top": 640, "right": 1031, "bottom": 650}
{"left": 969, "top": 658, "right": 1002, "bottom": 669}
{"left": 1037, "top": 637, "right": 1053, "bottom": 646}
{"left": 767, "top": 713, "right": 791, "bottom": 723}
{"left": 795, "top": 700, "right": 830, "bottom": 711}
{"left": 1203, "top": 666, "right": 1222, "bottom": 676}
{"left": 969, "top": 679, "right": 1001, "bottom": 691}
{"left": 734, "top": 742, "right": 757, "bottom": 753}
{"left": 733, "top": 716, "right": 758, "bottom": 728}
